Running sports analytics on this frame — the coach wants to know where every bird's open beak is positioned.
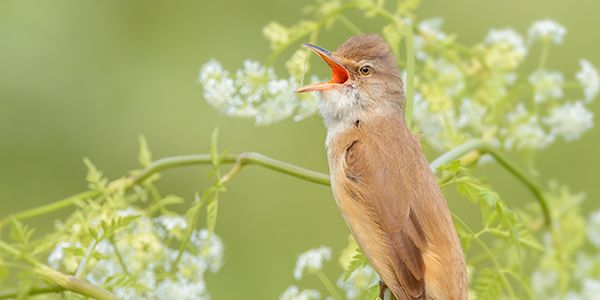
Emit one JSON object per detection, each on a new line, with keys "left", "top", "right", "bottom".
{"left": 295, "top": 43, "right": 350, "bottom": 93}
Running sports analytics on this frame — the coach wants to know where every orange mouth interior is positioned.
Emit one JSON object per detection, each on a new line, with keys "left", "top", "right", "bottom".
{"left": 295, "top": 44, "right": 349, "bottom": 93}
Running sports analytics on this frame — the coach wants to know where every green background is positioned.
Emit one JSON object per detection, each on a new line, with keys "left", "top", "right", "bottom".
{"left": 1, "top": 0, "right": 598, "bottom": 298}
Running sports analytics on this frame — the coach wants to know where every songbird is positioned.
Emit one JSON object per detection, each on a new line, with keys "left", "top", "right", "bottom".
{"left": 296, "top": 34, "right": 467, "bottom": 300}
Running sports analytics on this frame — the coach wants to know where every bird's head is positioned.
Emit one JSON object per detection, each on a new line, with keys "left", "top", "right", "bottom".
{"left": 296, "top": 34, "right": 403, "bottom": 124}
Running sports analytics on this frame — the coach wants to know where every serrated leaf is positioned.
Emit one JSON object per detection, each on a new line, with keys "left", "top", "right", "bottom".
{"left": 138, "top": 135, "right": 152, "bottom": 168}
{"left": 344, "top": 250, "right": 368, "bottom": 280}
{"left": 9, "top": 219, "right": 35, "bottom": 245}
{"left": 206, "top": 192, "right": 219, "bottom": 235}
{"left": 475, "top": 269, "right": 503, "bottom": 300}
{"left": 83, "top": 158, "right": 108, "bottom": 191}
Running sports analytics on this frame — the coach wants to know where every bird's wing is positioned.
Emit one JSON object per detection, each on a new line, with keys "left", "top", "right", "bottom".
{"left": 339, "top": 128, "right": 430, "bottom": 300}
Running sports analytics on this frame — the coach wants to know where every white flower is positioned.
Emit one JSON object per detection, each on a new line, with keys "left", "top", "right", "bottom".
{"left": 48, "top": 241, "right": 80, "bottom": 271}
{"left": 484, "top": 29, "right": 527, "bottom": 69}
{"left": 280, "top": 285, "right": 321, "bottom": 300}
{"left": 532, "top": 270, "right": 558, "bottom": 297}
{"left": 190, "top": 229, "right": 225, "bottom": 272}
{"left": 337, "top": 265, "right": 379, "bottom": 299}
{"left": 544, "top": 101, "right": 593, "bottom": 141}
{"left": 199, "top": 59, "right": 320, "bottom": 125}
{"left": 155, "top": 215, "right": 187, "bottom": 231}
{"left": 529, "top": 70, "right": 564, "bottom": 102}
{"left": 151, "top": 277, "right": 209, "bottom": 300}
{"left": 582, "top": 279, "right": 600, "bottom": 300}
{"left": 418, "top": 18, "right": 447, "bottom": 41}
{"left": 458, "top": 98, "right": 487, "bottom": 129}
{"left": 116, "top": 207, "right": 141, "bottom": 217}
{"left": 528, "top": 19, "right": 566, "bottom": 44}
{"left": 505, "top": 105, "right": 554, "bottom": 151}
{"left": 293, "top": 246, "right": 332, "bottom": 280}
{"left": 587, "top": 209, "right": 600, "bottom": 248}
{"left": 576, "top": 59, "right": 600, "bottom": 102}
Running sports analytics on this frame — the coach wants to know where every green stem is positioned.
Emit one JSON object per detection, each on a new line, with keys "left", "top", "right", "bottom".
{"left": 452, "top": 215, "right": 517, "bottom": 299}
{"left": 75, "top": 236, "right": 101, "bottom": 277}
{"left": 0, "top": 285, "right": 64, "bottom": 299}
{"left": 109, "top": 237, "right": 129, "bottom": 274}
{"left": 0, "top": 241, "right": 116, "bottom": 300}
{"left": 430, "top": 139, "right": 551, "bottom": 227}
{"left": 2, "top": 140, "right": 550, "bottom": 228}
{"left": 316, "top": 269, "right": 343, "bottom": 300}
{"left": 0, "top": 153, "right": 329, "bottom": 229}
{"left": 405, "top": 22, "right": 415, "bottom": 130}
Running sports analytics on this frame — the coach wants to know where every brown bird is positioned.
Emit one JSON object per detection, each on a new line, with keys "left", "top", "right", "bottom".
{"left": 296, "top": 34, "right": 467, "bottom": 300}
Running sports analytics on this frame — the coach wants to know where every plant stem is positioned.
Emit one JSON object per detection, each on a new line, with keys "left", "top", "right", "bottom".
{"left": 316, "top": 269, "right": 343, "bottom": 300}
{"left": 0, "top": 285, "right": 63, "bottom": 299}
{"left": 1, "top": 140, "right": 550, "bottom": 228}
{"left": 405, "top": 22, "right": 415, "bottom": 130}
{"left": 0, "top": 153, "right": 329, "bottom": 229}
{"left": 430, "top": 139, "right": 551, "bottom": 227}
{"left": 0, "top": 240, "right": 116, "bottom": 300}
{"left": 452, "top": 215, "right": 517, "bottom": 299}
{"left": 109, "top": 237, "right": 129, "bottom": 274}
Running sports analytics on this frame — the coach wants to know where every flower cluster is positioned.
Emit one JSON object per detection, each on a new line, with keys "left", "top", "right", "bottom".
{"left": 411, "top": 18, "right": 598, "bottom": 153}
{"left": 47, "top": 210, "right": 224, "bottom": 299}
{"left": 293, "top": 246, "right": 332, "bottom": 280}
{"left": 200, "top": 16, "right": 598, "bottom": 159}
{"left": 199, "top": 59, "right": 320, "bottom": 125}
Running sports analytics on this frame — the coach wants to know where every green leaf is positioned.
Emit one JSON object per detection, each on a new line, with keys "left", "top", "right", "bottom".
{"left": 343, "top": 249, "right": 368, "bottom": 281}
{"left": 475, "top": 269, "right": 503, "bottom": 300}
{"left": 83, "top": 158, "right": 108, "bottom": 191}
{"left": 9, "top": 219, "right": 35, "bottom": 245}
{"left": 206, "top": 191, "right": 220, "bottom": 235}
{"left": 138, "top": 135, "right": 153, "bottom": 168}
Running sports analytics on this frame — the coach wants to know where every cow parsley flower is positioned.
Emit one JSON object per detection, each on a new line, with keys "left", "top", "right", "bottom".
{"left": 504, "top": 105, "right": 554, "bottom": 151}
{"left": 458, "top": 98, "right": 487, "bottom": 129}
{"left": 199, "top": 59, "right": 319, "bottom": 125}
{"left": 190, "top": 229, "right": 225, "bottom": 272}
{"left": 484, "top": 29, "right": 527, "bottom": 69}
{"left": 576, "top": 59, "right": 600, "bottom": 102}
{"left": 528, "top": 19, "right": 567, "bottom": 44}
{"left": 582, "top": 279, "right": 600, "bottom": 299}
{"left": 587, "top": 209, "right": 600, "bottom": 248}
{"left": 529, "top": 70, "right": 564, "bottom": 102}
{"left": 337, "top": 265, "right": 379, "bottom": 299}
{"left": 293, "top": 246, "right": 332, "bottom": 280}
{"left": 280, "top": 285, "right": 321, "bottom": 300}
{"left": 418, "top": 18, "right": 447, "bottom": 41}
{"left": 532, "top": 270, "right": 559, "bottom": 298}
{"left": 544, "top": 101, "right": 593, "bottom": 141}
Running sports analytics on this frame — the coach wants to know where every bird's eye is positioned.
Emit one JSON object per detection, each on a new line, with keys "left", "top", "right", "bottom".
{"left": 359, "top": 65, "right": 372, "bottom": 76}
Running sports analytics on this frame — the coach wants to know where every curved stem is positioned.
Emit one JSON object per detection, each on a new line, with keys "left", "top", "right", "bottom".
{"left": 1, "top": 141, "right": 550, "bottom": 228}
{"left": 0, "top": 241, "right": 116, "bottom": 300}
{"left": 0, "top": 153, "right": 329, "bottom": 229}
{"left": 430, "top": 140, "right": 551, "bottom": 227}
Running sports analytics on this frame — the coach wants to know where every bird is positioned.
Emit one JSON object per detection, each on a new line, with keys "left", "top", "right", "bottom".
{"left": 295, "top": 34, "right": 468, "bottom": 300}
